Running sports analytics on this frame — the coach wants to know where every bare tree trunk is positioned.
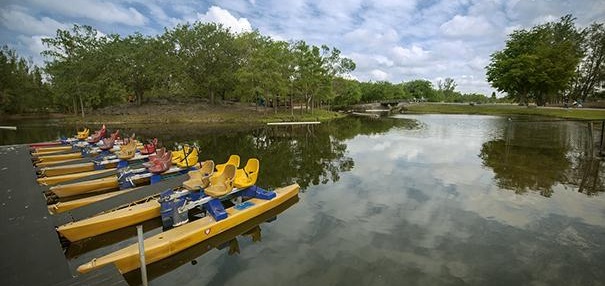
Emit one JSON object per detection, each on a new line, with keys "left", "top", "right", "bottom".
{"left": 210, "top": 89, "right": 215, "bottom": 105}
{"left": 79, "top": 94, "right": 85, "bottom": 118}
{"left": 290, "top": 96, "right": 293, "bottom": 116}
{"left": 73, "top": 96, "right": 77, "bottom": 116}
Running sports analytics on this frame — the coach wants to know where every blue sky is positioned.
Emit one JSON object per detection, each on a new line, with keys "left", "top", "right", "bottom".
{"left": 1, "top": 0, "right": 604, "bottom": 95}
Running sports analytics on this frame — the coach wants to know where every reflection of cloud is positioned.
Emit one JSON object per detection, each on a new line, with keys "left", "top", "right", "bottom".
{"left": 148, "top": 114, "right": 605, "bottom": 285}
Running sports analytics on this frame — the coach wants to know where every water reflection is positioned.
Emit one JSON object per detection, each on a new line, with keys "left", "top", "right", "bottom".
{"left": 480, "top": 120, "right": 604, "bottom": 196}
{"left": 61, "top": 117, "right": 418, "bottom": 276}
{"left": 7, "top": 115, "right": 605, "bottom": 285}
{"left": 127, "top": 117, "right": 418, "bottom": 190}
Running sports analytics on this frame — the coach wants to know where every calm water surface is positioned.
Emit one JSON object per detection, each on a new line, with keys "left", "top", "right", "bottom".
{"left": 2, "top": 115, "right": 605, "bottom": 285}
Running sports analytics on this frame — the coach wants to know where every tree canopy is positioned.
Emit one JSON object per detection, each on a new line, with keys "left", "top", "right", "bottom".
{"left": 569, "top": 22, "right": 605, "bottom": 101}
{"left": 0, "top": 20, "right": 512, "bottom": 115}
{"left": 0, "top": 46, "right": 49, "bottom": 113}
{"left": 486, "top": 15, "right": 586, "bottom": 105}
{"left": 32, "top": 22, "right": 362, "bottom": 115}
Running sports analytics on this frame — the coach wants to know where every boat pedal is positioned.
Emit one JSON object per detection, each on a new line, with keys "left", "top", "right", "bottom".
{"left": 206, "top": 199, "right": 228, "bottom": 221}
{"left": 242, "top": 186, "right": 276, "bottom": 200}
{"left": 234, "top": 201, "right": 255, "bottom": 211}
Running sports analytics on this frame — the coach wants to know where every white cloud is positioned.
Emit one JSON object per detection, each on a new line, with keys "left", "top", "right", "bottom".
{"left": 532, "top": 14, "right": 558, "bottom": 25}
{"left": 468, "top": 56, "right": 488, "bottom": 71}
{"left": 27, "top": 0, "right": 147, "bottom": 26}
{"left": 440, "top": 15, "right": 493, "bottom": 37}
{"left": 390, "top": 45, "right": 431, "bottom": 66}
{"left": 1, "top": 0, "right": 604, "bottom": 95}
{"left": 194, "top": 6, "right": 252, "bottom": 33}
{"left": 16, "top": 35, "right": 47, "bottom": 63}
{"left": 370, "top": 69, "right": 389, "bottom": 81}
{"left": 0, "top": 6, "right": 67, "bottom": 35}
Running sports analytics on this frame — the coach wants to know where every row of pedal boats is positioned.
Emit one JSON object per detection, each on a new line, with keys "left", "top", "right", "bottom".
{"left": 30, "top": 125, "right": 299, "bottom": 274}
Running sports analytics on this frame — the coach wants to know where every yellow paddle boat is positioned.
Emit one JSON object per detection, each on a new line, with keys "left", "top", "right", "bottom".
{"left": 77, "top": 183, "right": 299, "bottom": 274}
{"left": 56, "top": 159, "right": 261, "bottom": 242}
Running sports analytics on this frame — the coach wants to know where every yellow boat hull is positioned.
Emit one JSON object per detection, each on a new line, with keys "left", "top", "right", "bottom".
{"left": 39, "top": 162, "right": 97, "bottom": 177}
{"left": 50, "top": 176, "right": 119, "bottom": 198}
{"left": 36, "top": 158, "right": 84, "bottom": 167}
{"left": 77, "top": 183, "right": 299, "bottom": 274}
{"left": 32, "top": 145, "right": 74, "bottom": 154}
{"left": 36, "top": 152, "right": 83, "bottom": 162}
{"left": 48, "top": 188, "right": 138, "bottom": 214}
{"left": 37, "top": 169, "right": 115, "bottom": 186}
{"left": 58, "top": 200, "right": 160, "bottom": 241}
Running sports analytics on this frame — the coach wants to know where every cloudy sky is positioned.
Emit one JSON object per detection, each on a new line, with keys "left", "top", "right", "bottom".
{"left": 1, "top": 0, "right": 604, "bottom": 95}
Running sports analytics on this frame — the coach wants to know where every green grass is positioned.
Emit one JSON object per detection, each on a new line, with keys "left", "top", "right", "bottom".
{"left": 258, "top": 109, "right": 346, "bottom": 123}
{"left": 405, "top": 104, "right": 605, "bottom": 120}
{"left": 63, "top": 105, "right": 345, "bottom": 125}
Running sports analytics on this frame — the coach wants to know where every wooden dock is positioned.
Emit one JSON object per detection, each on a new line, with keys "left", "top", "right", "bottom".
{"left": 0, "top": 144, "right": 128, "bottom": 286}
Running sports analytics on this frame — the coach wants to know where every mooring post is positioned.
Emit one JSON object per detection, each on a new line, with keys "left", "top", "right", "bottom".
{"left": 600, "top": 120, "right": 605, "bottom": 156}
{"left": 137, "top": 225, "right": 148, "bottom": 286}
{"left": 588, "top": 122, "right": 595, "bottom": 157}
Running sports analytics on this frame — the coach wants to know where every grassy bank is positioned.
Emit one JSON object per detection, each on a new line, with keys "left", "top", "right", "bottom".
{"left": 61, "top": 103, "right": 345, "bottom": 125}
{"left": 405, "top": 103, "right": 605, "bottom": 120}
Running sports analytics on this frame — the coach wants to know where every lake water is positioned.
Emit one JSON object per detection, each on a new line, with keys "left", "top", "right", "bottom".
{"left": 2, "top": 115, "right": 605, "bottom": 285}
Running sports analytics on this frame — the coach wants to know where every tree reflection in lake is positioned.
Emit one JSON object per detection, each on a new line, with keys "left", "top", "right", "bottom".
{"left": 133, "top": 117, "right": 419, "bottom": 190}
{"left": 479, "top": 120, "right": 604, "bottom": 197}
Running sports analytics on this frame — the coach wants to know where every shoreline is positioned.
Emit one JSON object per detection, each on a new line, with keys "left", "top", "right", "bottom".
{"left": 403, "top": 103, "right": 605, "bottom": 120}
{"left": 1, "top": 103, "right": 346, "bottom": 125}
{"left": 3, "top": 103, "right": 605, "bottom": 124}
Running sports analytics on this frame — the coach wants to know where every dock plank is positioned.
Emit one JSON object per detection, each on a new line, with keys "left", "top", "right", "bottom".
{"left": 0, "top": 145, "right": 72, "bottom": 286}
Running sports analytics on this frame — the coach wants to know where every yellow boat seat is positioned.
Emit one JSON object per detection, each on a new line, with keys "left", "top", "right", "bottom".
{"left": 117, "top": 139, "right": 137, "bottom": 160}
{"left": 76, "top": 128, "right": 90, "bottom": 140}
{"left": 171, "top": 148, "right": 184, "bottom": 164}
{"left": 215, "top": 155, "right": 240, "bottom": 174}
{"left": 234, "top": 158, "right": 259, "bottom": 189}
{"left": 182, "top": 160, "right": 215, "bottom": 190}
{"left": 176, "top": 145, "right": 199, "bottom": 168}
{"left": 204, "top": 164, "right": 236, "bottom": 198}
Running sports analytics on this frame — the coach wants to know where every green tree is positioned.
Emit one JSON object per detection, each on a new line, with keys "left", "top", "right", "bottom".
{"left": 332, "top": 77, "right": 361, "bottom": 106}
{"left": 291, "top": 41, "right": 327, "bottom": 113}
{"left": 437, "top": 77, "right": 457, "bottom": 99}
{"left": 403, "top": 79, "right": 435, "bottom": 101}
{"left": 108, "top": 33, "right": 173, "bottom": 105}
{"left": 569, "top": 22, "right": 605, "bottom": 101}
{"left": 42, "top": 25, "right": 118, "bottom": 116}
{"left": 235, "top": 32, "right": 292, "bottom": 113}
{"left": 486, "top": 15, "right": 583, "bottom": 105}
{"left": 167, "top": 22, "right": 239, "bottom": 104}
{"left": 0, "top": 46, "right": 50, "bottom": 113}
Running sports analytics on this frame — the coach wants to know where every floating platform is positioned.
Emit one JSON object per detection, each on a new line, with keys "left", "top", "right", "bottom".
{"left": 0, "top": 144, "right": 127, "bottom": 286}
{"left": 266, "top": 121, "right": 320, "bottom": 125}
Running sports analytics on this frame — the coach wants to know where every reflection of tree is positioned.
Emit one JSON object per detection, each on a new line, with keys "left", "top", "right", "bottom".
{"left": 479, "top": 139, "right": 569, "bottom": 197}
{"left": 330, "top": 117, "right": 419, "bottom": 141}
{"left": 132, "top": 116, "right": 417, "bottom": 190}
{"left": 480, "top": 121, "right": 604, "bottom": 197}
{"left": 564, "top": 157, "right": 605, "bottom": 196}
